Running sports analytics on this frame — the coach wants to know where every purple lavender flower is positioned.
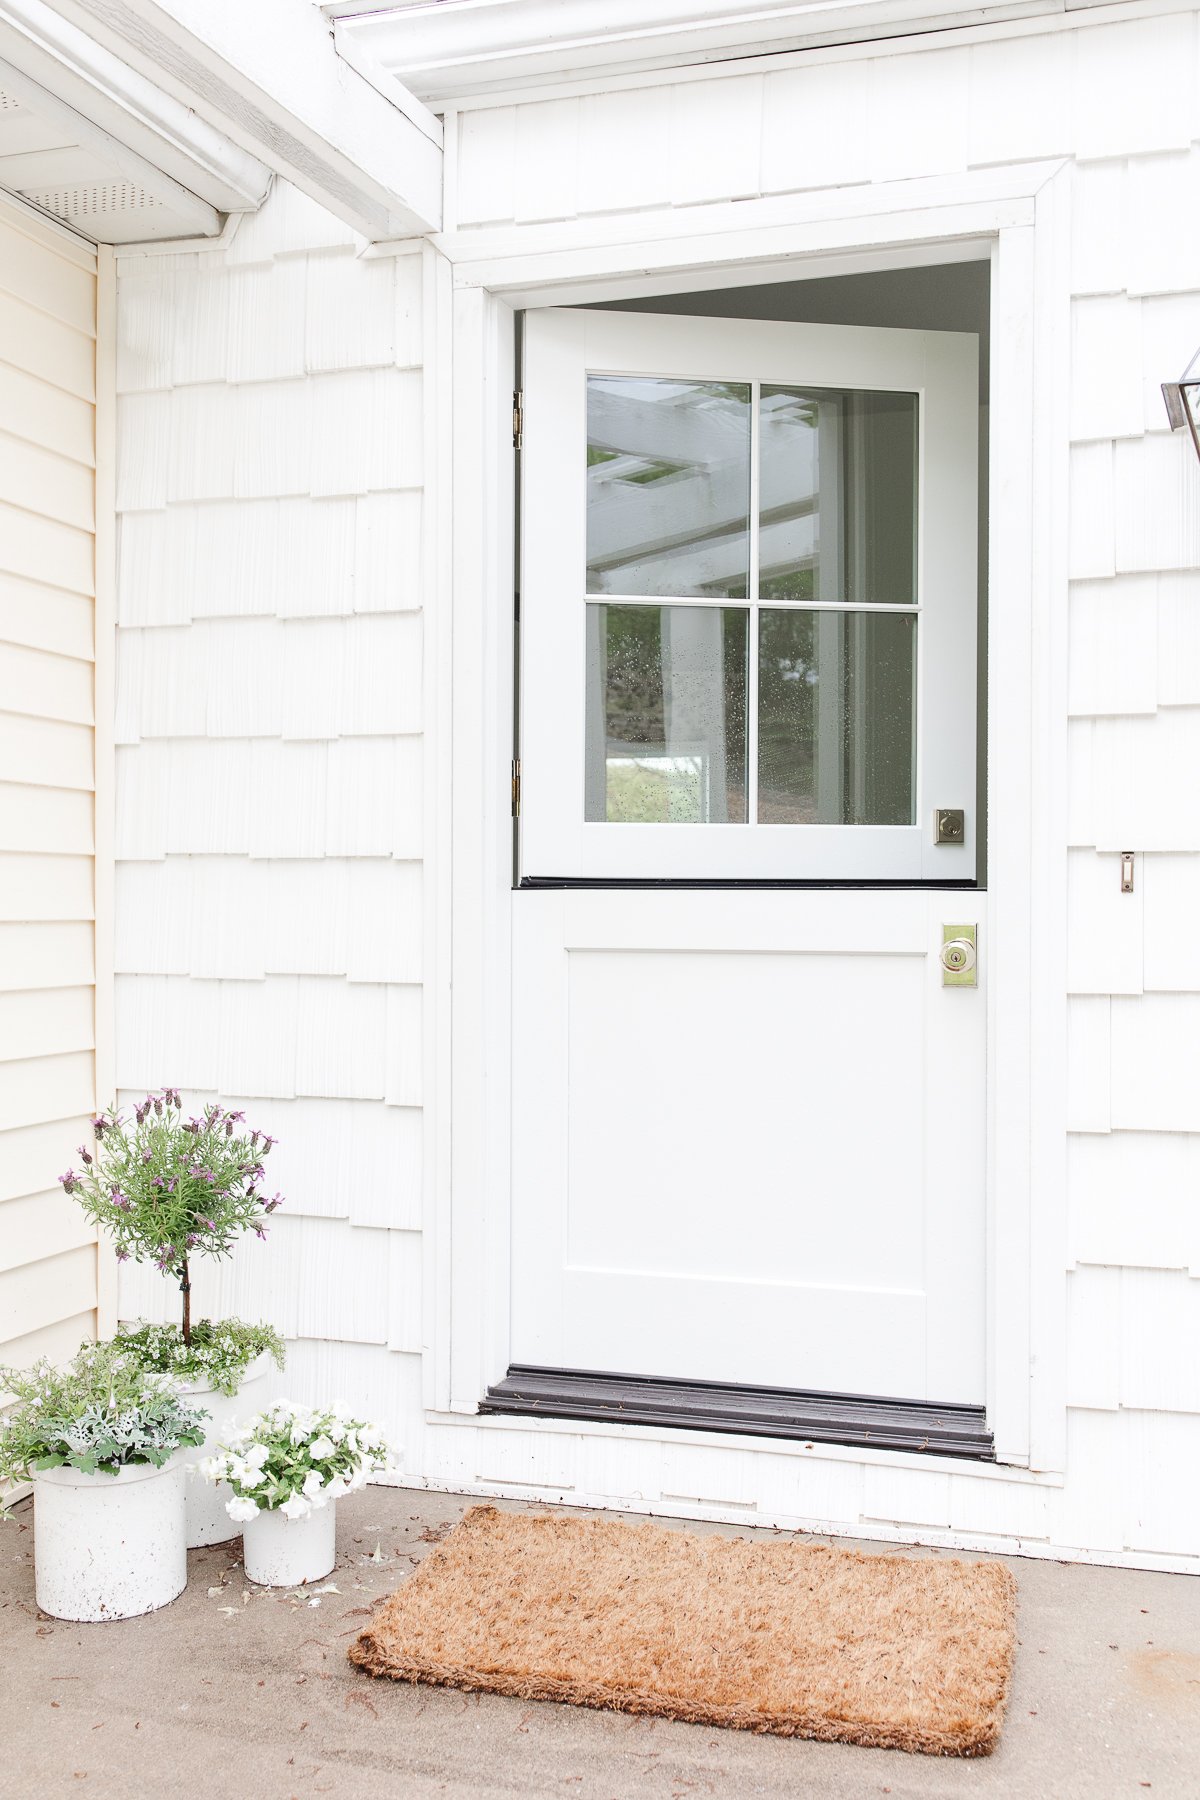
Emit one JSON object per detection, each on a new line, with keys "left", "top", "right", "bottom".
{"left": 78, "top": 1145, "right": 93, "bottom": 1166}
{"left": 142, "top": 1149, "right": 152, "bottom": 1163}
{"left": 91, "top": 1115, "right": 107, "bottom": 1137}
{"left": 254, "top": 1226, "right": 267, "bottom": 1241}
{"left": 116, "top": 1249, "right": 129, "bottom": 1263}
{"left": 58, "top": 1169, "right": 76, "bottom": 1193}
{"left": 264, "top": 1196, "right": 282, "bottom": 1213}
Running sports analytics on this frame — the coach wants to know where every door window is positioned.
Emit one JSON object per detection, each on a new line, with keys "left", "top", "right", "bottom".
{"left": 520, "top": 310, "right": 977, "bottom": 881}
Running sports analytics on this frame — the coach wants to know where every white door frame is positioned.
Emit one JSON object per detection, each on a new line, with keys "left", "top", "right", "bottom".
{"left": 429, "top": 159, "right": 1071, "bottom": 1475}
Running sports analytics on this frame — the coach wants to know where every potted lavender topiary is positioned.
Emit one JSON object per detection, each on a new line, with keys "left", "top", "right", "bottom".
{"left": 60, "top": 1089, "right": 287, "bottom": 1547}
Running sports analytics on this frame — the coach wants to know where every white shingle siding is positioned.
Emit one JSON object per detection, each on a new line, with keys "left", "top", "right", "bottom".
{"left": 114, "top": 185, "right": 426, "bottom": 1395}
{"left": 112, "top": 8, "right": 1200, "bottom": 1565}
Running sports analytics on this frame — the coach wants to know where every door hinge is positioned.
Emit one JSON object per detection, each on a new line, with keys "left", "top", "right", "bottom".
{"left": 511, "top": 757, "right": 521, "bottom": 817}
{"left": 512, "top": 389, "right": 523, "bottom": 450}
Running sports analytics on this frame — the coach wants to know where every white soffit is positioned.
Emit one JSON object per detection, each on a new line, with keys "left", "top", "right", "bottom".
{"left": 41, "top": 0, "right": 443, "bottom": 238}
{"left": 0, "top": 76, "right": 222, "bottom": 241}
{"left": 0, "top": 0, "right": 270, "bottom": 241}
{"left": 327, "top": 0, "right": 1130, "bottom": 102}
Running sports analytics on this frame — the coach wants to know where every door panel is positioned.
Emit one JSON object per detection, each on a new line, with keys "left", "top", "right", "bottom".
{"left": 512, "top": 890, "right": 986, "bottom": 1405}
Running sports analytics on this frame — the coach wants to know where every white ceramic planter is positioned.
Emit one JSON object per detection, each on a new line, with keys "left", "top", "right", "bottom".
{"left": 180, "top": 1353, "right": 272, "bottom": 1548}
{"left": 33, "top": 1454, "right": 187, "bottom": 1622}
{"left": 242, "top": 1500, "right": 337, "bottom": 1587}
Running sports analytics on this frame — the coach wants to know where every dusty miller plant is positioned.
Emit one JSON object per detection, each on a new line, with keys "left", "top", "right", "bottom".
{"left": 0, "top": 1341, "right": 207, "bottom": 1497}
{"left": 60, "top": 1090, "right": 284, "bottom": 1346}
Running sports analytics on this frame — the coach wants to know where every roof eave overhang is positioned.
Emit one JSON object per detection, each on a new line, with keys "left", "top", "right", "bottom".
{"left": 327, "top": 0, "right": 1125, "bottom": 105}
{"left": 28, "top": 0, "right": 443, "bottom": 238}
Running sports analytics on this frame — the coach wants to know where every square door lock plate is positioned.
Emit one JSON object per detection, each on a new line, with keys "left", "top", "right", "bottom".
{"left": 935, "top": 807, "right": 965, "bottom": 845}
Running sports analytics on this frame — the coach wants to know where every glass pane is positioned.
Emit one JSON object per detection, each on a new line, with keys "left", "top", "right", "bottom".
{"left": 759, "top": 387, "right": 917, "bottom": 605}
{"left": 586, "top": 377, "right": 751, "bottom": 599}
{"left": 585, "top": 605, "right": 748, "bottom": 823}
{"left": 758, "top": 609, "right": 915, "bottom": 825}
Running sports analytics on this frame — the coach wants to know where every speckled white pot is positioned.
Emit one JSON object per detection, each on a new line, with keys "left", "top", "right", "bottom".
{"left": 180, "top": 1353, "right": 272, "bottom": 1548}
{"left": 33, "top": 1454, "right": 187, "bottom": 1622}
{"left": 242, "top": 1501, "right": 336, "bottom": 1587}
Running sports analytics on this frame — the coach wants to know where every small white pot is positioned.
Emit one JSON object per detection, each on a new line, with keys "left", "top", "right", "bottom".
{"left": 180, "top": 1353, "right": 272, "bottom": 1548}
{"left": 34, "top": 1454, "right": 187, "bottom": 1622}
{"left": 242, "top": 1500, "right": 337, "bottom": 1587}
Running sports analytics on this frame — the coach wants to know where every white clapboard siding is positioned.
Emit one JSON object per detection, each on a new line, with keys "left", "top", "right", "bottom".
{"left": 0, "top": 572, "right": 93, "bottom": 660}
{"left": 0, "top": 198, "right": 102, "bottom": 1373}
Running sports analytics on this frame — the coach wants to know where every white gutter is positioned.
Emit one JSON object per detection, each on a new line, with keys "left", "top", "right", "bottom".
{"left": 330, "top": 0, "right": 1129, "bottom": 102}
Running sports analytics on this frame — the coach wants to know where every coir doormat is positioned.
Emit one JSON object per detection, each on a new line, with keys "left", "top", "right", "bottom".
{"left": 349, "top": 1505, "right": 1017, "bottom": 1756}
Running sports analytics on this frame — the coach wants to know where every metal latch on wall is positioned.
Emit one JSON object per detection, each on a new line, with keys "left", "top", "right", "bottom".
{"left": 513, "top": 390, "right": 523, "bottom": 450}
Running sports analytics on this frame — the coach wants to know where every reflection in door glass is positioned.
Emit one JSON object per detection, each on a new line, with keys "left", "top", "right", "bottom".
{"left": 585, "top": 605, "right": 747, "bottom": 822}
{"left": 586, "top": 377, "right": 751, "bottom": 599}
{"left": 759, "top": 387, "right": 917, "bottom": 605}
{"left": 758, "top": 610, "right": 915, "bottom": 825}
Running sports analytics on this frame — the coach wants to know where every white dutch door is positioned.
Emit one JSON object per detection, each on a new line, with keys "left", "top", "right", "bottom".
{"left": 511, "top": 308, "right": 983, "bottom": 1409}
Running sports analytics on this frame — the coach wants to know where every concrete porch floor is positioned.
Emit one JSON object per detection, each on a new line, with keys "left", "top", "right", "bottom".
{"left": 1, "top": 1485, "right": 1196, "bottom": 1800}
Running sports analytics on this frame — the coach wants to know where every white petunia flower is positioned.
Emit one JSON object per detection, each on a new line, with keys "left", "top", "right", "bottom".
{"left": 279, "top": 1493, "right": 310, "bottom": 1521}
{"left": 308, "top": 1434, "right": 335, "bottom": 1460}
{"left": 226, "top": 1495, "right": 259, "bottom": 1522}
{"left": 243, "top": 1442, "right": 271, "bottom": 1470}
{"left": 302, "top": 1469, "right": 326, "bottom": 1499}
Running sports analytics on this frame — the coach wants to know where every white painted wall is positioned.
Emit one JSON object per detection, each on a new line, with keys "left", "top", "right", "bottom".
{"left": 113, "top": 5, "right": 1200, "bottom": 1566}
{"left": 0, "top": 196, "right": 109, "bottom": 1379}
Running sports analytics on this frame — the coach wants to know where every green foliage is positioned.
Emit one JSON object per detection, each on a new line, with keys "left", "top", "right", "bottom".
{"left": 203, "top": 1400, "right": 396, "bottom": 1523}
{"left": 0, "top": 1340, "right": 207, "bottom": 1494}
{"left": 59, "top": 1090, "right": 283, "bottom": 1281}
{"left": 115, "top": 1319, "right": 285, "bottom": 1399}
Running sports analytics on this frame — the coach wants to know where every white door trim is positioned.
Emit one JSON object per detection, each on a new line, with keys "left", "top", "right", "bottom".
{"left": 431, "top": 161, "right": 1070, "bottom": 1475}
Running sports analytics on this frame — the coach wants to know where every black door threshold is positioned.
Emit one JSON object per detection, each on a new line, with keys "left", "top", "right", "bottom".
{"left": 481, "top": 1365, "right": 994, "bottom": 1461}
